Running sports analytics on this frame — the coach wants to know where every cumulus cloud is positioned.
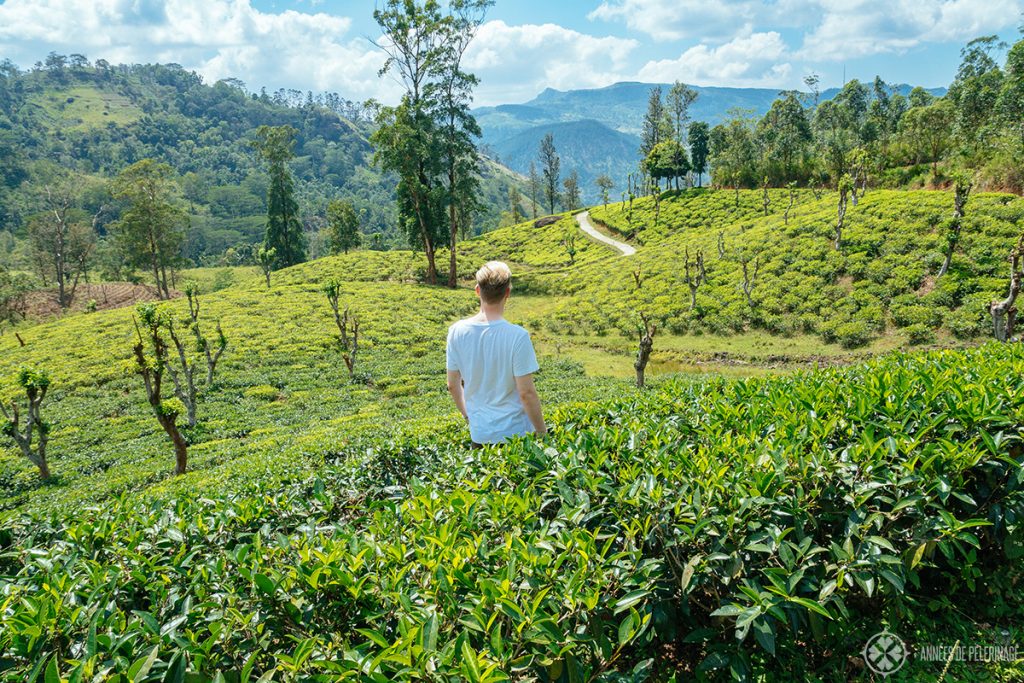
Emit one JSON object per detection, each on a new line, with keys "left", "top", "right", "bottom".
{"left": 588, "top": 0, "right": 766, "bottom": 42}
{"left": 0, "top": 0, "right": 395, "bottom": 101}
{"left": 638, "top": 31, "right": 793, "bottom": 87}
{"left": 465, "top": 20, "right": 640, "bottom": 104}
{"left": 797, "top": 0, "right": 1024, "bottom": 60}
{"left": 592, "top": 0, "right": 1023, "bottom": 61}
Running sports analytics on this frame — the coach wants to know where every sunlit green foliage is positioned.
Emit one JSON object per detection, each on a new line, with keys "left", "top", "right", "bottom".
{"left": 551, "top": 189, "right": 1023, "bottom": 346}
{"left": 1, "top": 343, "right": 1023, "bottom": 679}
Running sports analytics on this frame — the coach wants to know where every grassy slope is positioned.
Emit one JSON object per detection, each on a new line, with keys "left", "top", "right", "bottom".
{"left": 26, "top": 84, "right": 143, "bottom": 130}
{"left": 7, "top": 186, "right": 1022, "bottom": 513}
{"left": 2, "top": 188, "right": 1024, "bottom": 679}
{"left": 548, "top": 189, "right": 1022, "bottom": 348}
{"left": 0, "top": 252, "right": 629, "bottom": 517}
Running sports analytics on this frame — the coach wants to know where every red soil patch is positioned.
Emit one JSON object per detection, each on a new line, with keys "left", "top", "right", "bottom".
{"left": 23, "top": 282, "right": 180, "bottom": 319}
{"left": 916, "top": 276, "right": 936, "bottom": 297}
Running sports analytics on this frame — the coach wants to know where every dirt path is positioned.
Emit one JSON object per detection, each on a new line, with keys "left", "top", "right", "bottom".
{"left": 575, "top": 211, "right": 636, "bottom": 256}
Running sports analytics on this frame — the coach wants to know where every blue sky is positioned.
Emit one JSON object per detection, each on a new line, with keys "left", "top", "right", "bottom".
{"left": 0, "top": 0, "right": 1021, "bottom": 106}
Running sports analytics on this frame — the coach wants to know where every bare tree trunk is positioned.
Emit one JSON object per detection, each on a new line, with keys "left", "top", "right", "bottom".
{"left": 448, "top": 168, "right": 458, "bottom": 288}
{"left": 160, "top": 414, "right": 189, "bottom": 475}
{"left": 938, "top": 177, "right": 972, "bottom": 279}
{"left": 634, "top": 314, "right": 656, "bottom": 389}
{"left": 0, "top": 384, "right": 51, "bottom": 480}
{"left": 835, "top": 186, "right": 849, "bottom": 251}
{"left": 741, "top": 256, "right": 760, "bottom": 307}
{"left": 134, "top": 319, "right": 189, "bottom": 475}
{"left": 685, "top": 247, "right": 704, "bottom": 311}
{"left": 992, "top": 238, "right": 1023, "bottom": 341}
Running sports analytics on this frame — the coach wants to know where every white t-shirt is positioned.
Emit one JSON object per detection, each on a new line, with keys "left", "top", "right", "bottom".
{"left": 446, "top": 317, "right": 540, "bottom": 444}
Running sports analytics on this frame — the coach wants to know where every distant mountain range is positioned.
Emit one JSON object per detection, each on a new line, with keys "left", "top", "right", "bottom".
{"left": 476, "top": 81, "right": 946, "bottom": 202}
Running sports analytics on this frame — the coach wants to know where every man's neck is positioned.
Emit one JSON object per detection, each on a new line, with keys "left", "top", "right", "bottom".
{"left": 475, "top": 303, "right": 505, "bottom": 322}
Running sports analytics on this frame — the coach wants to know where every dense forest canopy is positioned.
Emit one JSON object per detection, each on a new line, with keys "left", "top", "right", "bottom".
{"left": 0, "top": 56, "right": 520, "bottom": 273}
{"left": 700, "top": 35, "right": 1024, "bottom": 194}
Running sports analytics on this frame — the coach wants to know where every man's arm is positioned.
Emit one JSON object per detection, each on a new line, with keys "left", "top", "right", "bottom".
{"left": 447, "top": 370, "right": 468, "bottom": 421}
{"left": 515, "top": 373, "right": 547, "bottom": 436}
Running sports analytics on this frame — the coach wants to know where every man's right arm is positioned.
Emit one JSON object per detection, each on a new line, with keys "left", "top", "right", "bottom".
{"left": 515, "top": 373, "right": 547, "bottom": 436}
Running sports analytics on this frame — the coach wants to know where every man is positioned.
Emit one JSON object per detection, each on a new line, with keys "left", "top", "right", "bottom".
{"left": 446, "top": 261, "right": 547, "bottom": 446}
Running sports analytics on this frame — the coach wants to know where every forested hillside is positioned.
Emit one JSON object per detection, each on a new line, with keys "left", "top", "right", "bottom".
{"left": 0, "top": 58, "right": 522, "bottom": 265}
{"left": 476, "top": 81, "right": 948, "bottom": 202}
{"left": 0, "top": 7, "right": 1023, "bottom": 677}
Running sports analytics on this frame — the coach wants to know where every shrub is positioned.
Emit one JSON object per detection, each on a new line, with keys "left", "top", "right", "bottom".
{"left": 891, "top": 298, "right": 942, "bottom": 328}
{"left": 1, "top": 344, "right": 1023, "bottom": 679}
{"left": 834, "top": 320, "right": 872, "bottom": 348}
{"left": 243, "top": 384, "right": 281, "bottom": 401}
{"left": 904, "top": 322, "right": 936, "bottom": 345}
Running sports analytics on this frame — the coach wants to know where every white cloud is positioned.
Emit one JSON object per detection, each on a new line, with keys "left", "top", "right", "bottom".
{"left": 0, "top": 0, "right": 395, "bottom": 101}
{"left": 638, "top": 31, "right": 793, "bottom": 87}
{"left": 588, "top": 0, "right": 765, "bottom": 41}
{"left": 798, "top": 0, "right": 1024, "bottom": 60}
{"left": 465, "top": 20, "right": 640, "bottom": 104}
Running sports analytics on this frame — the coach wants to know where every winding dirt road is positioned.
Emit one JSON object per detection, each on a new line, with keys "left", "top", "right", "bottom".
{"left": 575, "top": 211, "right": 637, "bottom": 256}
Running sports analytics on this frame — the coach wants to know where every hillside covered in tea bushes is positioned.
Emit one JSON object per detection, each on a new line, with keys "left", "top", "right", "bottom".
{"left": 1, "top": 185, "right": 1024, "bottom": 680}
{"left": 2, "top": 343, "right": 1023, "bottom": 681}
{"left": 0, "top": 60, "right": 523, "bottom": 263}
{"left": 529, "top": 188, "right": 1024, "bottom": 349}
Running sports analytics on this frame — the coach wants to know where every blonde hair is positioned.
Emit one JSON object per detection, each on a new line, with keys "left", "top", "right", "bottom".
{"left": 475, "top": 261, "right": 511, "bottom": 304}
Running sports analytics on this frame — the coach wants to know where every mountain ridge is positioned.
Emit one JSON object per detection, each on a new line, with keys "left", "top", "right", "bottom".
{"left": 474, "top": 80, "right": 947, "bottom": 202}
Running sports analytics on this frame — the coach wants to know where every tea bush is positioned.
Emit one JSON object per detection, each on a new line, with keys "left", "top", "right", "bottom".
{"left": 2, "top": 343, "right": 1023, "bottom": 680}
{"left": 535, "top": 189, "right": 1024, "bottom": 348}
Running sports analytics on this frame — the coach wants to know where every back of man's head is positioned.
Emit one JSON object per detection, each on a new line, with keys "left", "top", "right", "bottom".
{"left": 476, "top": 261, "right": 511, "bottom": 304}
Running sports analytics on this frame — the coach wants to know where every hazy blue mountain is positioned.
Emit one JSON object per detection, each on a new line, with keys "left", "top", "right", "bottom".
{"left": 476, "top": 81, "right": 946, "bottom": 202}
{"left": 487, "top": 119, "right": 640, "bottom": 206}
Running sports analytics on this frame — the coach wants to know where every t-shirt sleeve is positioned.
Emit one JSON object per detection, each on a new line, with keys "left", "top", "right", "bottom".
{"left": 445, "top": 326, "right": 459, "bottom": 372}
{"left": 512, "top": 331, "right": 540, "bottom": 377}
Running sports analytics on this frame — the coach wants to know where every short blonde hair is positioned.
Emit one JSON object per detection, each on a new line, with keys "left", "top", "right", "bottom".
{"left": 476, "top": 261, "right": 511, "bottom": 304}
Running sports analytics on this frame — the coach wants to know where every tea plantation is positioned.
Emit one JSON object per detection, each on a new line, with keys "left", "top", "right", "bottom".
{"left": 2, "top": 189, "right": 1024, "bottom": 680}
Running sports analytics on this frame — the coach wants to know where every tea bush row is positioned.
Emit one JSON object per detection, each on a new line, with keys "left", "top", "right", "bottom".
{"left": 534, "top": 190, "right": 1023, "bottom": 347}
{"left": 2, "top": 343, "right": 1023, "bottom": 680}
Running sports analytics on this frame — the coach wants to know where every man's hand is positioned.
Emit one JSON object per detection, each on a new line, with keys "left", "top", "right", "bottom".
{"left": 514, "top": 373, "right": 547, "bottom": 436}
{"left": 446, "top": 370, "right": 468, "bottom": 421}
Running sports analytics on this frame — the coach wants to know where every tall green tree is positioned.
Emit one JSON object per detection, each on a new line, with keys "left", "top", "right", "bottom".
{"left": 433, "top": 0, "right": 491, "bottom": 288}
{"left": 757, "top": 92, "right": 812, "bottom": 183}
{"left": 640, "top": 86, "right": 671, "bottom": 159}
{"left": 539, "top": 133, "right": 560, "bottom": 214}
{"left": 562, "top": 170, "right": 581, "bottom": 211}
{"left": 508, "top": 185, "right": 523, "bottom": 224}
{"left": 527, "top": 161, "right": 541, "bottom": 219}
{"left": 866, "top": 77, "right": 907, "bottom": 146}
{"left": 645, "top": 141, "right": 690, "bottom": 191}
{"left": 595, "top": 174, "right": 614, "bottom": 209}
{"left": 813, "top": 98, "right": 858, "bottom": 184}
{"left": 688, "top": 121, "right": 710, "bottom": 188}
{"left": 666, "top": 81, "right": 698, "bottom": 144}
{"left": 373, "top": 100, "right": 444, "bottom": 284}
{"left": 898, "top": 100, "right": 954, "bottom": 179}
{"left": 326, "top": 199, "right": 362, "bottom": 254}
{"left": 252, "top": 125, "right": 306, "bottom": 270}
{"left": 948, "top": 36, "right": 1006, "bottom": 158}
{"left": 709, "top": 110, "right": 759, "bottom": 190}
{"left": 372, "top": 0, "right": 488, "bottom": 286}
{"left": 111, "top": 159, "right": 185, "bottom": 299}
{"left": 997, "top": 38, "right": 1024, "bottom": 155}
